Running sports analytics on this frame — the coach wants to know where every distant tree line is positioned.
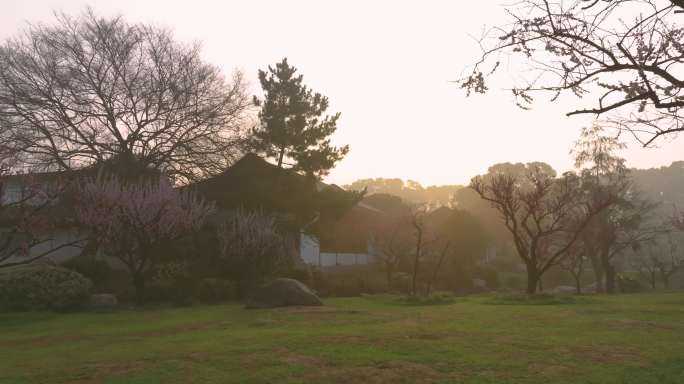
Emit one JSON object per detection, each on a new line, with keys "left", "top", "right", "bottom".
{"left": 345, "top": 178, "right": 463, "bottom": 208}
{"left": 355, "top": 126, "right": 684, "bottom": 295}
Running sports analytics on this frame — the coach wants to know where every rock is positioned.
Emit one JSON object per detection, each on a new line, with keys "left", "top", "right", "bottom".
{"left": 551, "top": 285, "right": 577, "bottom": 294}
{"left": 88, "top": 294, "right": 117, "bottom": 308}
{"left": 246, "top": 278, "right": 323, "bottom": 309}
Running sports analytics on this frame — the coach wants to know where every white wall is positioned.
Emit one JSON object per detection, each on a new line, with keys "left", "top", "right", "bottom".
{"left": 0, "top": 182, "right": 23, "bottom": 206}
{"left": 0, "top": 229, "right": 84, "bottom": 266}
{"left": 299, "top": 233, "right": 374, "bottom": 267}
{"left": 320, "top": 252, "right": 373, "bottom": 266}
{"left": 300, "top": 233, "right": 320, "bottom": 266}
{"left": 1, "top": 179, "right": 58, "bottom": 206}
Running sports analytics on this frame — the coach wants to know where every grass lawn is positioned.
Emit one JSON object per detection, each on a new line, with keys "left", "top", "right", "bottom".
{"left": 1, "top": 293, "right": 683, "bottom": 383}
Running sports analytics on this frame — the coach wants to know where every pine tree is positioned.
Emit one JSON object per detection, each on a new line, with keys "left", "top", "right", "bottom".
{"left": 252, "top": 58, "right": 349, "bottom": 179}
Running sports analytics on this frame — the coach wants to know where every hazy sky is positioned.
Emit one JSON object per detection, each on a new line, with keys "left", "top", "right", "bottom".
{"left": 2, "top": 1, "right": 682, "bottom": 186}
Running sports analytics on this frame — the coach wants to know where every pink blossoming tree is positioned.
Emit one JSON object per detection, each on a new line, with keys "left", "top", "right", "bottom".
{"left": 76, "top": 176, "right": 214, "bottom": 303}
{"left": 217, "top": 209, "right": 292, "bottom": 297}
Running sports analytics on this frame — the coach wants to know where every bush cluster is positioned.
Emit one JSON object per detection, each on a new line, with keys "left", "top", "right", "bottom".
{"left": 398, "top": 292, "right": 456, "bottom": 306}
{"left": 148, "top": 261, "right": 194, "bottom": 305}
{"left": 299, "top": 266, "right": 387, "bottom": 297}
{"left": 62, "top": 255, "right": 131, "bottom": 298}
{"left": 484, "top": 293, "right": 591, "bottom": 305}
{"left": 0, "top": 265, "right": 92, "bottom": 311}
{"left": 617, "top": 274, "right": 642, "bottom": 294}
{"left": 196, "top": 278, "right": 236, "bottom": 303}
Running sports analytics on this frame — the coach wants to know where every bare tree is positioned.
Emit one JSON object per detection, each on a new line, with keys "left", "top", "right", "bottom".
{"left": 462, "top": 0, "right": 684, "bottom": 146}
{"left": 633, "top": 249, "right": 660, "bottom": 289}
{"left": 425, "top": 241, "right": 451, "bottom": 296}
{"left": 656, "top": 233, "right": 682, "bottom": 288}
{"left": 0, "top": 9, "right": 251, "bottom": 184}
{"left": 573, "top": 125, "right": 659, "bottom": 293}
{"left": 559, "top": 241, "right": 587, "bottom": 294}
{"left": 471, "top": 166, "right": 612, "bottom": 294}
{"left": 585, "top": 192, "right": 658, "bottom": 293}
{"left": 372, "top": 217, "right": 413, "bottom": 291}
{"left": 409, "top": 204, "right": 431, "bottom": 296}
{"left": 636, "top": 232, "right": 683, "bottom": 289}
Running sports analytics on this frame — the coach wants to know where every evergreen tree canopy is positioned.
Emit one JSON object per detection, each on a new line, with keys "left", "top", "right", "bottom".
{"left": 252, "top": 58, "right": 349, "bottom": 179}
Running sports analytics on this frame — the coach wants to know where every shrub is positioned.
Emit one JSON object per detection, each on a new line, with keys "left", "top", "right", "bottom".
{"left": 617, "top": 274, "right": 642, "bottom": 294}
{"left": 502, "top": 274, "right": 525, "bottom": 292}
{"left": 0, "top": 265, "right": 92, "bottom": 311}
{"left": 320, "top": 278, "right": 363, "bottom": 297}
{"left": 148, "top": 261, "right": 193, "bottom": 305}
{"left": 62, "top": 255, "right": 129, "bottom": 295}
{"left": 196, "top": 278, "right": 236, "bottom": 303}
{"left": 312, "top": 267, "right": 388, "bottom": 297}
{"left": 390, "top": 272, "right": 412, "bottom": 294}
{"left": 63, "top": 255, "right": 113, "bottom": 283}
{"left": 398, "top": 292, "right": 456, "bottom": 306}
{"left": 471, "top": 265, "right": 500, "bottom": 290}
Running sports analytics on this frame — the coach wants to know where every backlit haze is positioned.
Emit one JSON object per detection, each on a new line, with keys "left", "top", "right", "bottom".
{"left": 2, "top": 0, "right": 682, "bottom": 186}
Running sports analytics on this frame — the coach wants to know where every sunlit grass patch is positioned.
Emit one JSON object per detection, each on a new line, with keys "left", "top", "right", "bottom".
{"left": 1, "top": 293, "right": 683, "bottom": 383}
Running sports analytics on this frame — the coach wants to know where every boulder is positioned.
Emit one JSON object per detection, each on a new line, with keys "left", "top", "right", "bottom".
{"left": 88, "top": 294, "right": 118, "bottom": 308}
{"left": 246, "top": 278, "right": 323, "bottom": 309}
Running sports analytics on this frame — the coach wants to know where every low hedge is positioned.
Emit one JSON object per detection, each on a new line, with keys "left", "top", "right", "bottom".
{"left": 484, "top": 293, "right": 592, "bottom": 305}
{"left": 196, "top": 278, "right": 236, "bottom": 303}
{"left": 0, "top": 265, "right": 92, "bottom": 311}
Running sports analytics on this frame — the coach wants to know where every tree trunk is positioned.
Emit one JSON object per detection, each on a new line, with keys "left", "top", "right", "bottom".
{"left": 572, "top": 273, "right": 582, "bottom": 295}
{"left": 588, "top": 249, "right": 604, "bottom": 293}
{"left": 426, "top": 244, "right": 450, "bottom": 296}
{"left": 599, "top": 243, "right": 615, "bottom": 294}
{"left": 573, "top": 257, "right": 585, "bottom": 294}
{"left": 385, "top": 265, "right": 394, "bottom": 291}
{"left": 661, "top": 271, "right": 670, "bottom": 290}
{"left": 525, "top": 264, "right": 540, "bottom": 294}
{"left": 132, "top": 274, "right": 146, "bottom": 305}
{"left": 411, "top": 231, "right": 423, "bottom": 296}
{"left": 604, "top": 263, "right": 616, "bottom": 294}
{"left": 277, "top": 147, "right": 285, "bottom": 168}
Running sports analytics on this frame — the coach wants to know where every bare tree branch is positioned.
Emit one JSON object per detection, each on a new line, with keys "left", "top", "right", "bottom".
{"left": 0, "top": 9, "right": 252, "bottom": 184}
{"left": 462, "top": 0, "right": 684, "bottom": 146}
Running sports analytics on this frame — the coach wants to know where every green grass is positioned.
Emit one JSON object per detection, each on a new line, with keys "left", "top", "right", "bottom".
{"left": 1, "top": 293, "right": 684, "bottom": 383}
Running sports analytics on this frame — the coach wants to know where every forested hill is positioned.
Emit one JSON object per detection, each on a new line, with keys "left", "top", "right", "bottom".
{"left": 346, "top": 161, "right": 684, "bottom": 210}
{"left": 344, "top": 178, "right": 462, "bottom": 207}
{"left": 631, "top": 161, "right": 684, "bottom": 213}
